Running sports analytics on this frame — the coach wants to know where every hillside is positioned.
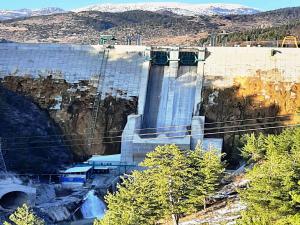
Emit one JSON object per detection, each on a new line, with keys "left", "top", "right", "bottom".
{"left": 199, "top": 21, "right": 300, "bottom": 46}
{"left": 0, "top": 7, "right": 299, "bottom": 45}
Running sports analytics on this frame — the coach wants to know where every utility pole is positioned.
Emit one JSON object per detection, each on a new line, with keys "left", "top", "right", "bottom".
{"left": 0, "top": 137, "right": 7, "bottom": 174}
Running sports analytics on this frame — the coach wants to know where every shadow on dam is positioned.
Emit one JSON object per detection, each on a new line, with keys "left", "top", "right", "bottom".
{"left": 142, "top": 65, "right": 165, "bottom": 137}
{"left": 142, "top": 65, "right": 197, "bottom": 138}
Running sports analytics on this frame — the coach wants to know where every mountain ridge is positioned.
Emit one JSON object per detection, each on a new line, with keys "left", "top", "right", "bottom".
{"left": 73, "top": 2, "right": 260, "bottom": 16}
{"left": 0, "top": 3, "right": 260, "bottom": 21}
{"left": 0, "top": 7, "right": 66, "bottom": 21}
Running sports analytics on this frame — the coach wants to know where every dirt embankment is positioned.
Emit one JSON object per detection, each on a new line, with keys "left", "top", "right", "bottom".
{"left": 201, "top": 69, "right": 300, "bottom": 167}
{"left": 1, "top": 76, "right": 137, "bottom": 161}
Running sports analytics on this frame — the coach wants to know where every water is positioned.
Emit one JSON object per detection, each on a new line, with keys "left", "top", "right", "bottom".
{"left": 142, "top": 65, "right": 197, "bottom": 137}
{"left": 156, "top": 65, "right": 197, "bottom": 136}
{"left": 80, "top": 190, "right": 106, "bottom": 219}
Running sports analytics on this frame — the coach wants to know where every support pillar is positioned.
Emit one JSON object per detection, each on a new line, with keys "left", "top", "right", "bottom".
{"left": 138, "top": 48, "right": 151, "bottom": 115}
{"left": 163, "top": 47, "right": 179, "bottom": 128}
{"left": 194, "top": 48, "right": 206, "bottom": 116}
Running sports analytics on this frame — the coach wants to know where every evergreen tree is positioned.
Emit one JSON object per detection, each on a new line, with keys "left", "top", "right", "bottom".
{"left": 95, "top": 170, "right": 165, "bottom": 225}
{"left": 4, "top": 204, "right": 44, "bottom": 225}
{"left": 238, "top": 128, "right": 300, "bottom": 225}
{"left": 95, "top": 144, "right": 224, "bottom": 225}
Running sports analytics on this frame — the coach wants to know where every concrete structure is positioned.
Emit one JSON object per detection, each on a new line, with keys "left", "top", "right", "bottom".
{"left": 2, "top": 43, "right": 300, "bottom": 165}
{"left": 203, "top": 47, "right": 300, "bottom": 86}
{"left": 0, "top": 44, "right": 147, "bottom": 100}
{"left": 0, "top": 182, "right": 36, "bottom": 211}
{"left": 121, "top": 47, "right": 222, "bottom": 164}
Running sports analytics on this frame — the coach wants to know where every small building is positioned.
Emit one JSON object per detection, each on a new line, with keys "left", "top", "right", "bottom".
{"left": 61, "top": 165, "right": 93, "bottom": 186}
{"left": 86, "top": 154, "right": 121, "bottom": 174}
{"left": 99, "top": 35, "right": 117, "bottom": 45}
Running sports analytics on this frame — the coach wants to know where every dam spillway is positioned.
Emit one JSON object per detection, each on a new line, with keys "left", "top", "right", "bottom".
{"left": 142, "top": 65, "right": 197, "bottom": 138}
{"left": 160, "top": 65, "right": 197, "bottom": 136}
{"left": 142, "top": 65, "right": 165, "bottom": 136}
{"left": 120, "top": 47, "right": 216, "bottom": 165}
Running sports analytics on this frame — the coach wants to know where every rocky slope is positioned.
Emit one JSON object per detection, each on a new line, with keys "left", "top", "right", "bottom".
{"left": 201, "top": 70, "right": 300, "bottom": 167}
{"left": 0, "top": 7, "right": 299, "bottom": 45}
{"left": 0, "top": 85, "right": 72, "bottom": 173}
{"left": 177, "top": 166, "right": 248, "bottom": 225}
{"left": 1, "top": 76, "right": 137, "bottom": 162}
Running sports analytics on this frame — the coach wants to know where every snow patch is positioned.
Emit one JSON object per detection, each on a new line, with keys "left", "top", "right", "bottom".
{"left": 74, "top": 2, "right": 260, "bottom": 16}
{"left": 0, "top": 7, "right": 66, "bottom": 21}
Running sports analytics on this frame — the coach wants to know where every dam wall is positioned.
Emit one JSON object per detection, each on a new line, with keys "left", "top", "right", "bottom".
{"left": 204, "top": 47, "right": 300, "bottom": 86}
{"left": 0, "top": 43, "right": 147, "bottom": 100}
{"left": 1, "top": 44, "right": 300, "bottom": 97}
{"left": 1, "top": 43, "right": 300, "bottom": 165}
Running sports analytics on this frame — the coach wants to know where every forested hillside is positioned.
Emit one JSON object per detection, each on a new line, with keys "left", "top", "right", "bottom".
{"left": 0, "top": 7, "right": 300, "bottom": 45}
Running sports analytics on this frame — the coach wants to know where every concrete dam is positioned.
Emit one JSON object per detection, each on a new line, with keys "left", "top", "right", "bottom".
{"left": 1, "top": 43, "right": 300, "bottom": 166}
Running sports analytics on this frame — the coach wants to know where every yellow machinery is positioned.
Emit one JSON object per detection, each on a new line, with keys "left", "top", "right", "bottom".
{"left": 281, "top": 36, "right": 299, "bottom": 48}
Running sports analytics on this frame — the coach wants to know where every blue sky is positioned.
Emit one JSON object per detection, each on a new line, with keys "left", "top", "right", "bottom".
{"left": 0, "top": 0, "right": 299, "bottom": 11}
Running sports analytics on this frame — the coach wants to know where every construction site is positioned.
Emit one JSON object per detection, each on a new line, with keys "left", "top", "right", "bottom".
{"left": 0, "top": 34, "right": 300, "bottom": 223}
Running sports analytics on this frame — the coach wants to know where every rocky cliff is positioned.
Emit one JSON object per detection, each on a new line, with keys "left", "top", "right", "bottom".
{"left": 1, "top": 76, "right": 137, "bottom": 165}
{"left": 0, "top": 85, "right": 72, "bottom": 173}
{"left": 201, "top": 70, "right": 300, "bottom": 167}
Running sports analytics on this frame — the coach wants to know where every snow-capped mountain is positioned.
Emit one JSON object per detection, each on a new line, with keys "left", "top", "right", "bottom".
{"left": 74, "top": 2, "right": 260, "bottom": 16}
{"left": 0, "top": 3, "right": 260, "bottom": 21}
{"left": 0, "top": 7, "right": 65, "bottom": 21}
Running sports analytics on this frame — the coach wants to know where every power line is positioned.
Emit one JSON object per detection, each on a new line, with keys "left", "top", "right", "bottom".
{"left": 1, "top": 114, "right": 295, "bottom": 140}
{"left": 5, "top": 124, "right": 300, "bottom": 176}
{"left": 3, "top": 123, "right": 300, "bottom": 152}
{"left": 2, "top": 119, "right": 291, "bottom": 146}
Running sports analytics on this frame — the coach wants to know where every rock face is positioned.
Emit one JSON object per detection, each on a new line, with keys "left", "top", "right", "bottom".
{"left": 34, "top": 184, "right": 88, "bottom": 223}
{"left": 0, "top": 85, "right": 72, "bottom": 173}
{"left": 201, "top": 70, "right": 300, "bottom": 167}
{"left": 1, "top": 76, "right": 137, "bottom": 162}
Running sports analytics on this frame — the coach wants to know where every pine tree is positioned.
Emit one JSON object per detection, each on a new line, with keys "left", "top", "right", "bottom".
{"left": 141, "top": 144, "right": 195, "bottom": 225}
{"left": 94, "top": 170, "right": 165, "bottom": 225}
{"left": 96, "top": 144, "right": 224, "bottom": 225}
{"left": 4, "top": 204, "right": 44, "bottom": 225}
{"left": 186, "top": 147, "right": 224, "bottom": 210}
{"left": 238, "top": 128, "right": 300, "bottom": 225}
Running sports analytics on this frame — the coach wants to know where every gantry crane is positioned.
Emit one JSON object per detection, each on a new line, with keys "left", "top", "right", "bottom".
{"left": 281, "top": 36, "right": 299, "bottom": 48}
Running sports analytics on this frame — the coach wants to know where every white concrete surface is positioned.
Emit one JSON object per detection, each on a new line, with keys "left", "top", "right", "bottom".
{"left": 204, "top": 47, "right": 300, "bottom": 87}
{"left": 0, "top": 43, "right": 147, "bottom": 100}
